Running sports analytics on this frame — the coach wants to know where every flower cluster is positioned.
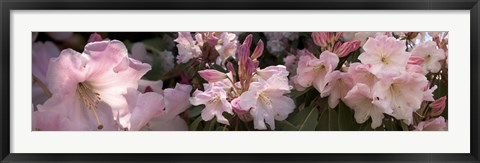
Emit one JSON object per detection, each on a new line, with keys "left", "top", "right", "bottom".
{"left": 191, "top": 34, "right": 295, "bottom": 130}
{"left": 32, "top": 32, "right": 448, "bottom": 131}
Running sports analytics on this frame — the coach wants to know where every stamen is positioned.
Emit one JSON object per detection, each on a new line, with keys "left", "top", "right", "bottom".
{"left": 259, "top": 93, "right": 272, "bottom": 107}
{"left": 77, "top": 82, "right": 104, "bottom": 130}
{"left": 208, "top": 96, "right": 220, "bottom": 104}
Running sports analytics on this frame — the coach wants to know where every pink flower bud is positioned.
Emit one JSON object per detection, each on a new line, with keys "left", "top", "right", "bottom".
{"left": 414, "top": 116, "right": 448, "bottom": 131}
{"left": 198, "top": 69, "right": 227, "bottom": 83}
{"left": 226, "top": 61, "right": 236, "bottom": 74}
{"left": 334, "top": 40, "right": 360, "bottom": 57}
{"left": 251, "top": 40, "right": 264, "bottom": 60}
{"left": 87, "top": 33, "right": 103, "bottom": 43}
{"left": 408, "top": 56, "right": 425, "bottom": 65}
{"left": 245, "top": 59, "right": 257, "bottom": 75}
{"left": 243, "top": 34, "right": 253, "bottom": 49}
{"left": 429, "top": 96, "right": 447, "bottom": 117}
{"left": 237, "top": 44, "right": 250, "bottom": 66}
{"left": 231, "top": 97, "right": 253, "bottom": 122}
{"left": 312, "top": 32, "right": 328, "bottom": 48}
{"left": 334, "top": 32, "right": 343, "bottom": 41}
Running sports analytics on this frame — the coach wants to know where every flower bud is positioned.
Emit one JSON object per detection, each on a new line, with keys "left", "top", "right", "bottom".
{"left": 237, "top": 44, "right": 250, "bottom": 66}
{"left": 251, "top": 39, "right": 264, "bottom": 60}
{"left": 312, "top": 32, "right": 328, "bottom": 48}
{"left": 408, "top": 56, "right": 425, "bottom": 65}
{"left": 334, "top": 32, "right": 343, "bottom": 41}
{"left": 429, "top": 96, "right": 447, "bottom": 117}
{"left": 231, "top": 97, "right": 252, "bottom": 122}
{"left": 198, "top": 69, "right": 227, "bottom": 83}
{"left": 226, "top": 61, "right": 236, "bottom": 74}
{"left": 334, "top": 40, "right": 360, "bottom": 57}
{"left": 245, "top": 59, "right": 257, "bottom": 75}
{"left": 87, "top": 33, "right": 103, "bottom": 43}
{"left": 242, "top": 34, "right": 253, "bottom": 49}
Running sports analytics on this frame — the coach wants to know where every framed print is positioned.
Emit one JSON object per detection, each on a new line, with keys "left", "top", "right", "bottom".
{"left": 1, "top": 0, "right": 479, "bottom": 162}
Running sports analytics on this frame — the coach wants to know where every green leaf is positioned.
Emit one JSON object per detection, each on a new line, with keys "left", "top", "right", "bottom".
{"left": 189, "top": 116, "right": 203, "bottom": 131}
{"left": 316, "top": 108, "right": 339, "bottom": 131}
{"left": 216, "top": 125, "right": 229, "bottom": 131}
{"left": 211, "top": 64, "right": 228, "bottom": 73}
{"left": 203, "top": 118, "right": 217, "bottom": 131}
{"left": 400, "top": 121, "right": 410, "bottom": 131}
{"left": 186, "top": 105, "right": 204, "bottom": 118}
{"left": 289, "top": 87, "right": 313, "bottom": 99}
{"left": 275, "top": 120, "right": 298, "bottom": 131}
{"left": 337, "top": 102, "right": 359, "bottom": 131}
{"left": 289, "top": 104, "right": 319, "bottom": 131}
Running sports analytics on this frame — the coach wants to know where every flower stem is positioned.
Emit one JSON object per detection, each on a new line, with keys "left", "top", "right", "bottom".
{"left": 32, "top": 74, "right": 52, "bottom": 98}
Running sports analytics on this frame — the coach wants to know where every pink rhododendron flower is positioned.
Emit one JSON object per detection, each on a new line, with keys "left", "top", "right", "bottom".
{"left": 33, "top": 40, "right": 151, "bottom": 130}
{"left": 411, "top": 41, "right": 446, "bottom": 73}
{"left": 322, "top": 71, "right": 354, "bottom": 108}
{"left": 354, "top": 32, "right": 388, "bottom": 46}
{"left": 294, "top": 50, "right": 339, "bottom": 93}
{"left": 190, "top": 86, "right": 233, "bottom": 125}
{"left": 238, "top": 73, "right": 294, "bottom": 130}
{"left": 414, "top": 116, "right": 448, "bottom": 131}
{"left": 283, "top": 54, "right": 297, "bottom": 73}
{"left": 131, "top": 42, "right": 153, "bottom": 64}
{"left": 214, "top": 32, "right": 238, "bottom": 63}
{"left": 344, "top": 83, "right": 392, "bottom": 129}
{"left": 255, "top": 65, "right": 289, "bottom": 80}
{"left": 372, "top": 71, "right": 428, "bottom": 125}
{"left": 175, "top": 32, "right": 202, "bottom": 63}
{"left": 32, "top": 41, "right": 60, "bottom": 107}
{"left": 138, "top": 79, "right": 164, "bottom": 94}
{"left": 147, "top": 83, "right": 192, "bottom": 131}
{"left": 423, "top": 85, "right": 437, "bottom": 102}
{"left": 358, "top": 35, "right": 410, "bottom": 75}
{"left": 124, "top": 88, "right": 165, "bottom": 131}
{"left": 406, "top": 64, "right": 427, "bottom": 75}
{"left": 124, "top": 83, "right": 192, "bottom": 131}
{"left": 429, "top": 96, "right": 447, "bottom": 117}
{"left": 290, "top": 75, "right": 308, "bottom": 91}
{"left": 347, "top": 63, "right": 377, "bottom": 88}
{"left": 32, "top": 41, "right": 60, "bottom": 83}
{"left": 408, "top": 56, "right": 424, "bottom": 65}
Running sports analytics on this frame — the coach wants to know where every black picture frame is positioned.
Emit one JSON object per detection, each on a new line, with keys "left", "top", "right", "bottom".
{"left": 1, "top": 0, "right": 478, "bottom": 162}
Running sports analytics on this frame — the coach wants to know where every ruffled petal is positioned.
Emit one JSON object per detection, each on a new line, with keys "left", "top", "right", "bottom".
{"left": 34, "top": 93, "right": 116, "bottom": 131}
{"left": 46, "top": 49, "right": 88, "bottom": 96}
{"left": 125, "top": 89, "right": 165, "bottom": 131}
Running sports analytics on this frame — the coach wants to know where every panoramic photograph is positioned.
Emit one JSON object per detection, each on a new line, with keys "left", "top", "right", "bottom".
{"left": 31, "top": 32, "right": 448, "bottom": 131}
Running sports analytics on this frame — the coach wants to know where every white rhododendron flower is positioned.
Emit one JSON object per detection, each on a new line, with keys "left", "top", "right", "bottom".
{"left": 411, "top": 41, "right": 446, "bottom": 73}
{"left": 344, "top": 83, "right": 392, "bottom": 129}
{"left": 358, "top": 35, "right": 410, "bottom": 75}
{"left": 238, "top": 69, "right": 294, "bottom": 130}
